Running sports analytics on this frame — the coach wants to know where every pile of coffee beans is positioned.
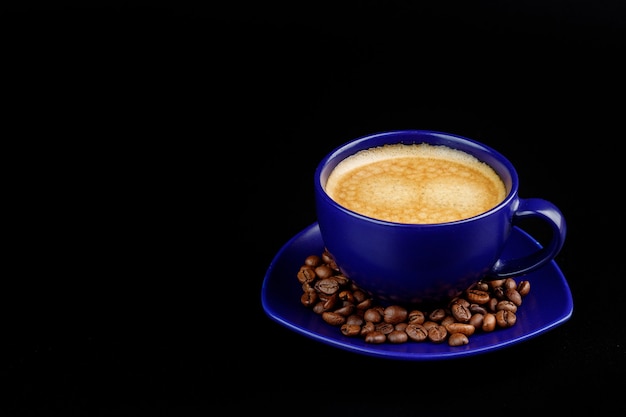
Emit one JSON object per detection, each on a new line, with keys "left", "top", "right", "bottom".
{"left": 297, "top": 249, "right": 530, "bottom": 346}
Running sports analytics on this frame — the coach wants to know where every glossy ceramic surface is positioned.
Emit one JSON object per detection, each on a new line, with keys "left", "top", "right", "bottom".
{"left": 262, "top": 222, "right": 573, "bottom": 360}
{"left": 313, "top": 130, "right": 567, "bottom": 305}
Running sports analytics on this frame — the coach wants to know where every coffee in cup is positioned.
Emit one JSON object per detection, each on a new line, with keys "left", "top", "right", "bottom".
{"left": 314, "top": 130, "right": 566, "bottom": 305}
{"left": 324, "top": 142, "right": 507, "bottom": 224}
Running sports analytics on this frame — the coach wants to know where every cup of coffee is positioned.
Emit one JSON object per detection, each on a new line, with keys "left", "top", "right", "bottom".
{"left": 314, "top": 130, "right": 566, "bottom": 305}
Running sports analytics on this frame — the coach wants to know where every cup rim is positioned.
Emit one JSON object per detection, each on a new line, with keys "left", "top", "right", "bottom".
{"left": 314, "top": 129, "right": 519, "bottom": 227}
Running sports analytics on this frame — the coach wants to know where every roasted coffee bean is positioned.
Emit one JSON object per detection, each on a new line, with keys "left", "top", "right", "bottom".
{"left": 422, "top": 320, "right": 439, "bottom": 330}
{"left": 296, "top": 250, "right": 531, "bottom": 346}
{"left": 452, "top": 297, "right": 470, "bottom": 308}
{"left": 322, "top": 311, "right": 346, "bottom": 326}
{"left": 448, "top": 333, "right": 470, "bottom": 346}
{"left": 429, "top": 308, "right": 447, "bottom": 322}
{"left": 408, "top": 310, "right": 425, "bottom": 325}
{"left": 341, "top": 323, "right": 361, "bottom": 337}
{"left": 451, "top": 301, "right": 472, "bottom": 322}
{"left": 496, "top": 310, "right": 517, "bottom": 328}
{"left": 315, "top": 278, "right": 340, "bottom": 295}
{"left": 364, "top": 331, "right": 387, "bottom": 344}
{"left": 321, "top": 249, "right": 337, "bottom": 268}
{"left": 492, "top": 286, "right": 505, "bottom": 300}
{"left": 346, "top": 314, "right": 364, "bottom": 326}
{"left": 334, "top": 303, "right": 355, "bottom": 317}
{"left": 518, "top": 280, "right": 531, "bottom": 296}
{"left": 441, "top": 315, "right": 456, "bottom": 327}
{"left": 297, "top": 266, "right": 317, "bottom": 284}
{"left": 489, "top": 278, "right": 506, "bottom": 289}
{"left": 332, "top": 274, "right": 351, "bottom": 287}
{"left": 301, "top": 282, "right": 314, "bottom": 293}
{"left": 427, "top": 325, "right": 448, "bottom": 343}
{"left": 360, "top": 321, "right": 375, "bottom": 336}
{"left": 375, "top": 322, "right": 395, "bottom": 335}
{"left": 466, "top": 289, "right": 490, "bottom": 305}
{"left": 504, "top": 277, "right": 517, "bottom": 290}
{"left": 322, "top": 294, "right": 339, "bottom": 311}
{"left": 300, "top": 288, "right": 318, "bottom": 307}
{"left": 405, "top": 323, "right": 428, "bottom": 342}
{"left": 304, "top": 255, "right": 322, "bottom": 267}
{"left": 363, "top": 307, "right": 384, "bottom": 323}
{"left": 356, "top": 298, "right": 373, "bottom": 310}
{"left": 496, "top": 300, "right": 518, "bottom": 313}
{"left": 482, "top": 313, "right": 497, "bottom": 332}
{"left": 445, "top": 322, "right": 475, "bottom": 336}
{"left": 387, "top": 329, "right": 409, "bottom": 344}
{"left": 353, "top": 289, "right": 369, "bottom": 303}
{"left": 505, "top": 288, "right": 523, "bottom": 306}
{"left": 383, "top": 305, "right": 408, "bottom": 324}
{"left": 312, "top": 302, "right": 326, "bottom": 315}
{"left": 395, "top": 322, "right": 408, "bottom": 331}
{"left": 469, "top": 304, "right": 487, "bottom": 315}
{"left": 338, "top": 290, "right": 354, "bottom": 303}
{"left": 469, "top": 313, "right": 484, "bottom": 329}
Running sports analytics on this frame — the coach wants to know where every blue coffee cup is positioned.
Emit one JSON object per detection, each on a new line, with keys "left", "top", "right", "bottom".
{"left": 314, "top": 130, "right": 567, "bottom": 305}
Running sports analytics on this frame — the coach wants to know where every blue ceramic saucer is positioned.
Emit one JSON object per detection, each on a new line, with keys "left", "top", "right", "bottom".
{"left": 261, "top": 222, "right": 573, "bottom": 360}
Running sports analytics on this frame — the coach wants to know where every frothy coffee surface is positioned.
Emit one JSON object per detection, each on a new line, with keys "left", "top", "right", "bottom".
{"left": 325, "top": 143, "right": 507, "bottom": 224}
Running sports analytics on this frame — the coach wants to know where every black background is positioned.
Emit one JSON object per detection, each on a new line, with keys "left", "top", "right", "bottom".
{"left": 3, "top": 1, "right": 625, "bottom": 415}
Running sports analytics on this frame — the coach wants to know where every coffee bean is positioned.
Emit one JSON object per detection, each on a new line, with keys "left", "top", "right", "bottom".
{"left": 296, "top": 252, "right": 531, "bottom": 346}
{"left": 518, "top": 280, "right": 531, "bottom": 296}
{"left": 346, "top": 314, "right": 364, "bottom": 326}
{"left": 364, "top": 331, "right": 386, "bottom": 344}
{"left": 360, "top": 321, "right": 375, "bottom": 336}
{"left": 441, "top": 315, "right": 456, "bottom": 327}
{"left": 496, "top": 300, "right": 518, "bottom": 313}
{"left": 406, "top": 323, "right": 428, "bottom": 342}
{"left": 297, "top": 265, "right": 317, "bottom": 285}
{"left": 505, "top": 288, "right": 523, "bottom": 306}
{"left": 356, "top": 298, "right": 373, "bottom": 310}
{"left": 504, "top": 277, "right": 518, "bottom": 290}
{"left": 363, "top": 307, "right": 383, "bottom": 323}
{"left": 445, "top": 322, "right": 475, "bottom": 336}
{"left": 352, "top": 289, "right": 369, "bottom": 303}
{"left": 334, "top": 303, "right": 355, "bottom": 317}
{"left": 387, "top": 329, "right": 409, "bottom": 344}
{"left": 304, "top": 255, "right": 322, "bottom": 267}
{"left": 300, "top": 288, "right": 318, "bottom": 307}
{"left": 322, "top": 311, "right": 346, "bottom": 326}
{"left": 496, "top": 310, "right": 517, "bottom": 328}
{"left": 408, "top": 310, "right": 425, "bottom": 325}
{"left": 312, "top": 301, "right": 326, "bottom": 315}
{"left": 321, "top": 294, "right": 339, "bottom": 311}
{"left": 395, "top": 322, "right": 408, "bottom": 331}
{"left": 469, "top": 313, "right": 484, "bottom": 329}
{"left": 429, "top": 308, "right": 447, "bottom": 322}
{"left": 427, "top": 325, "right": 448, "bottom": 343}
{"left": 450, "top": 301, "right": 472, "bottom": 322}
{"left": 383, "top": 305, "right": 408, "bottom": 324}
{"left": 448, "top": 333, "right": 470, "bottom": 346}
{"left": 422, "top": 320, "right": 439, "bottom": 330}
{"left": 341, "top": 323, "right": 361, "bottom": 337}
{"left": 469, "top": 304, "right": 487, "bottom": 315}
{"left": 466, "top": 289, "right": 490, "bottom": 305}
{"left": 315, "top": 278, "right": 340, "bottom": 295}
{"left": 482, "top": 313, "right": 497, "bottom": 332}
{"left": 375, "top": 322, "right": 395, "bottom": 335}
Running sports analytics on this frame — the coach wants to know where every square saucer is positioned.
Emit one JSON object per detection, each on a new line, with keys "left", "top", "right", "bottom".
{"left": 261, "top": 222, "right": 573, "bottom": 360}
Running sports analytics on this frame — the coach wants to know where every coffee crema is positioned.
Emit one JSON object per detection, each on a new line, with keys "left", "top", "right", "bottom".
{"left": 324, "top": 143, "right": 507, "bottom": 224}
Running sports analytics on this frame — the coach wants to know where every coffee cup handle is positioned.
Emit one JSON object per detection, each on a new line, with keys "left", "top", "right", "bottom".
{"left": 489, "top": 198, "right": 567, "bottom": 278}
